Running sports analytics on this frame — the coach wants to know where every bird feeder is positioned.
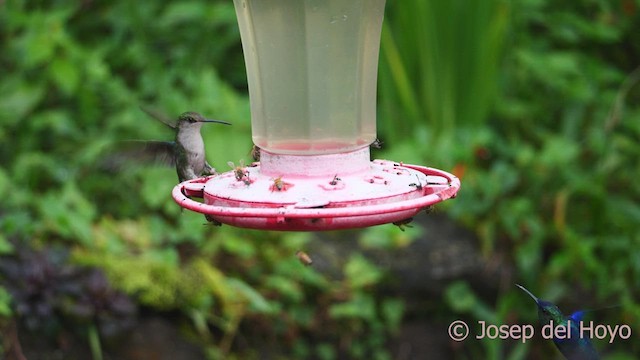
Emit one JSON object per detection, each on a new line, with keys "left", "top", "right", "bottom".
{"left": 173, "top": 0, "right": 460, "bottom": 231}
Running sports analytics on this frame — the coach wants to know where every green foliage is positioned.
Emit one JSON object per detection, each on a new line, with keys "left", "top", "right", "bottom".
{"left": 0, "top": 1, "right": 403, "bottom": 358}
{"left": 0, "top": 287, "right": 12, "bottom": 318}
{"left": 2, "top": 0, "right": 640, "bottom": 358}
{"left": 376, "top": 0, "right": 640, "bottom": 358}
{"left": 63, "top": 214, "right": 403, "bottom": 358}
{"left": 379, "top": 0, "right": 509, "bottom": 167}
{"left": 375, "top": 0, "right": 640, "bottom": 358}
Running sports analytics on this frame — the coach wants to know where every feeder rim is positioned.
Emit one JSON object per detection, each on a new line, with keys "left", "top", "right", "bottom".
{"left": 172, "top": 164, "right": 460, "bottom": 219}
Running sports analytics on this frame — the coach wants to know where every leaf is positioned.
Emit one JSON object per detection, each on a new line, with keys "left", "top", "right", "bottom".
{"left": 227, "top": 278, "right": 275, "bottom": 314}
{"left": 221, "top": 235, "right": 256, "bottom": 258}
{"left": 0, "top": 235, "right": 14, "bottom": 255}
{"left": 264, "top": 275, "right": 303, "bottom": 302}
{"left": 315, "top": 343, "right": 336, "bottom": 360}
{"left": 39, "top": 183, "right": 96, "bottom": 243}
{"left": 381, "top": 298, "right": 405, "bottom": 331}
{"left": 0, "top": 79, "right": 45, "bottom": 124}
{"left": 445, "top": 281, "right": 477, "bottom": 313}
{"left": 344, "top": 254, "right": 383, "bottom": 289}
{"left": 329, "top": 293, "right": 376, "bottom": 321}
{"left": 49, "top": 57, "right": 80, "bottom": 95}
{"left": 0, "top": 287, "right": 12, "bottom": 317}
{"left": 539, "top": 136, "right": 580, "bottom": 168}
{"left": 159, "top": 2, "right": 209, "bottom": 26}
{"left": 140, "top": 167, "right": 177, "bottom": 209}
{"left": 0, "top": 168, "right": 9, "bottom": 198}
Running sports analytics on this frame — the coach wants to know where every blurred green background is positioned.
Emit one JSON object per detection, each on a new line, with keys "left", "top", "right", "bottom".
{"left": 1, "top": 0, "right": 640, "bottom": 359}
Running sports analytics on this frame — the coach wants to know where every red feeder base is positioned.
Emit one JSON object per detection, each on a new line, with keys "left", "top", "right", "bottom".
{"left": 172, "top": 147, "right": 460, "bottom": 231}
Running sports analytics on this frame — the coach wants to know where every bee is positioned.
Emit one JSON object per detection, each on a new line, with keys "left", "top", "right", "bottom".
{"left": 272, "top": 176, "right": 284, "bottom": 191}
{"left": 270, "top": 176, "right": 293, "bottom": 192}
{"left": 409, "top": 174, "right": 423, "bottom": 190}
{"left": 392, "top": 217, "right": 414, "bottom": 231}
{"left": 204, "top": 214, "right": 222, "bottom": 226}
{"left": 329, "top": 174, "right": 341, "bottom": 185}
{"left": 250, "top": 145, "right": 261, "bottom": 162}
{"left": 270, "top": 176, "right": 284, "bottom": 191}
{"left": 370, "top": 138, "right": 383, "bottom": 149}
{"left": 295, "top": 250, "right": 313, "bottom": 266}
{"left": 242, "top": 172, "right": 251, "bottom": 185}
{"left": 228, "top": 160, "right": 250, "bottom": 184}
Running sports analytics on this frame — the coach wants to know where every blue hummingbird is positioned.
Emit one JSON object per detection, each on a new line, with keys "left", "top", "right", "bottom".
{"left": 516, "top": 284, "right": 599, "bottom": 360}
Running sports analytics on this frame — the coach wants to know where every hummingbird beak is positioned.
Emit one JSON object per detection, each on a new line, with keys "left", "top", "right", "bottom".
{"left": 200, "top": 119, "right": 231, "bottom": 125}
{"left": 516, "top": 284, "right": 540, "bottom": 304}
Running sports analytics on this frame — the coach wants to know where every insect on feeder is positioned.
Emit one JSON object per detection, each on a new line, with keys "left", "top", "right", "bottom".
{"left": 173, "top": 0, "right": 460, "bottom": 231}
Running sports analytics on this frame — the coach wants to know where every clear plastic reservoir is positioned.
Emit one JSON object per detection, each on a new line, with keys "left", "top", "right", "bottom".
{"left": 233, "top": 0, "right": 386, "bottom": 155}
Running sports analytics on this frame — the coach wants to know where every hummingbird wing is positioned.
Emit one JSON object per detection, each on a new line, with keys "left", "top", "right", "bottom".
{"left": 121, "top": 140, "right": 177, "bottom": 167}
{"left": 569, "top": 310, "right": 586, "bottom": 322}
{"left": 139, "top": 105, "right": 176, "bottom": 129}
{"left": 553, "top": 312, "right": 600, "bottom": 360}
{"left": 100, "top": 140, "right": 177, "bottom": 172}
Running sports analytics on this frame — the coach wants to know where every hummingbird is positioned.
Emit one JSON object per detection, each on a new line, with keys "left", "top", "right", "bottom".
{"left": 516, "top": 284, "right": 599, "bottom": 360}
{"left": 114, "top": 107, "right": 231, "bottom": 182}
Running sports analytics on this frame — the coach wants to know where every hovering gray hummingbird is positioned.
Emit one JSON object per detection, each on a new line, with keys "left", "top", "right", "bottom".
{"left": 115, "top": 107, "right": 231, "bottom": 182}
